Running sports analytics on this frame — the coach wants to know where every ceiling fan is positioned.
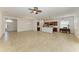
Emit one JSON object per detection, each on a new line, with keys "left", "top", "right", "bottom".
{"left": 29, "top": 7, "right": 42, "bottom": 14}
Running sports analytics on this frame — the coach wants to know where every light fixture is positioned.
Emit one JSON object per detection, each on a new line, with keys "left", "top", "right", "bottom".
{"left": 33, "top": 11, "right": 37, "bottom": 14}
{"left": 6, "top": 20, "right": 13, "bottom": 22}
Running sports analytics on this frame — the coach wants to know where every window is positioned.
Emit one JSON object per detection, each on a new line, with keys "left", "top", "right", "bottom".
{"left": 60, "top": 20, "right": 69, "bottom": 28}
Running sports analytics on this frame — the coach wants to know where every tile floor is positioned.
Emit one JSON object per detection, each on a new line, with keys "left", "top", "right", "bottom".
{"left": 0, "top": 31, "right": 79, "bottom": 52}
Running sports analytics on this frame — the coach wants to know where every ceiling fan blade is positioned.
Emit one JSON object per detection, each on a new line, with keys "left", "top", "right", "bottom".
{"left": 34, "top": 7, "right": 38, "bottom": 10}
{"left": 37, "top": 10, "right": 42, "bottom": 12}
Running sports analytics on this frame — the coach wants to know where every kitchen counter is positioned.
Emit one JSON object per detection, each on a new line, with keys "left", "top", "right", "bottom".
{"left": 42, "top": 27, "right": 53, "bottom": 33}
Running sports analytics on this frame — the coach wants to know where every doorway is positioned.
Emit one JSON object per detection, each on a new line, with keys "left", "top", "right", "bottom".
{"left": 5, "top": 19, "right": 17, "bottom": 32}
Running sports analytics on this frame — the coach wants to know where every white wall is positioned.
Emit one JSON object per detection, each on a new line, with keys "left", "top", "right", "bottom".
{"left": 17, "top": 16, "right": 37, "bottom": 32}
{"left": 0, "top": 12, "right": 5, "bottom": 38}
{"left": 32, "top": 20, "right": 38, "bottom": 31}
{"left": 74, "top": 14, "right": 79, "bottom": 39}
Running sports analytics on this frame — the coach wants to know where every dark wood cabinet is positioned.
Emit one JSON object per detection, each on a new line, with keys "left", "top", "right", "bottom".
{"left": 37, "top": 22, "right": 40, "bottom": 31}
{"left": 37, "top": 27, "right": 40, "bottom": 31}
{"left": 53, "top": 28, "right": 57, "bottom": 32}
{"left": 37, "top": 22, "right": 39, "bottom": 26}
{"left": 44, "top": 21, "right": 58, "bottom": 27}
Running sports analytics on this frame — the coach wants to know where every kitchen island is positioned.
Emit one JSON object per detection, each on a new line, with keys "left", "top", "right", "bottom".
{"left": 42, "top": 27, "right": 53, "bottom": 33}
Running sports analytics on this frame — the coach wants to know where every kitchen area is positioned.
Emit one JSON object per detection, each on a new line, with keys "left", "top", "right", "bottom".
{"left": 37, "top": 20, "right": 59, "bottom": 33}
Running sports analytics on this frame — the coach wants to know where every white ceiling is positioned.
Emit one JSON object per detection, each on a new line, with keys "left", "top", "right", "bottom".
{"left": 0, "top": 7, "right": 79, "bottom": 18}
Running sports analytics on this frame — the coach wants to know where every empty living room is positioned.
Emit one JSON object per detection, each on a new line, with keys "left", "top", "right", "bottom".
{"left": 0, "top": 7, "right": 79, "bottom": 52}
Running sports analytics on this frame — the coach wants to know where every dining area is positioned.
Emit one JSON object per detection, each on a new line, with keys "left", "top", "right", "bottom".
{"left": 59, "top": 27, "right": 70, "bottom": 33}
